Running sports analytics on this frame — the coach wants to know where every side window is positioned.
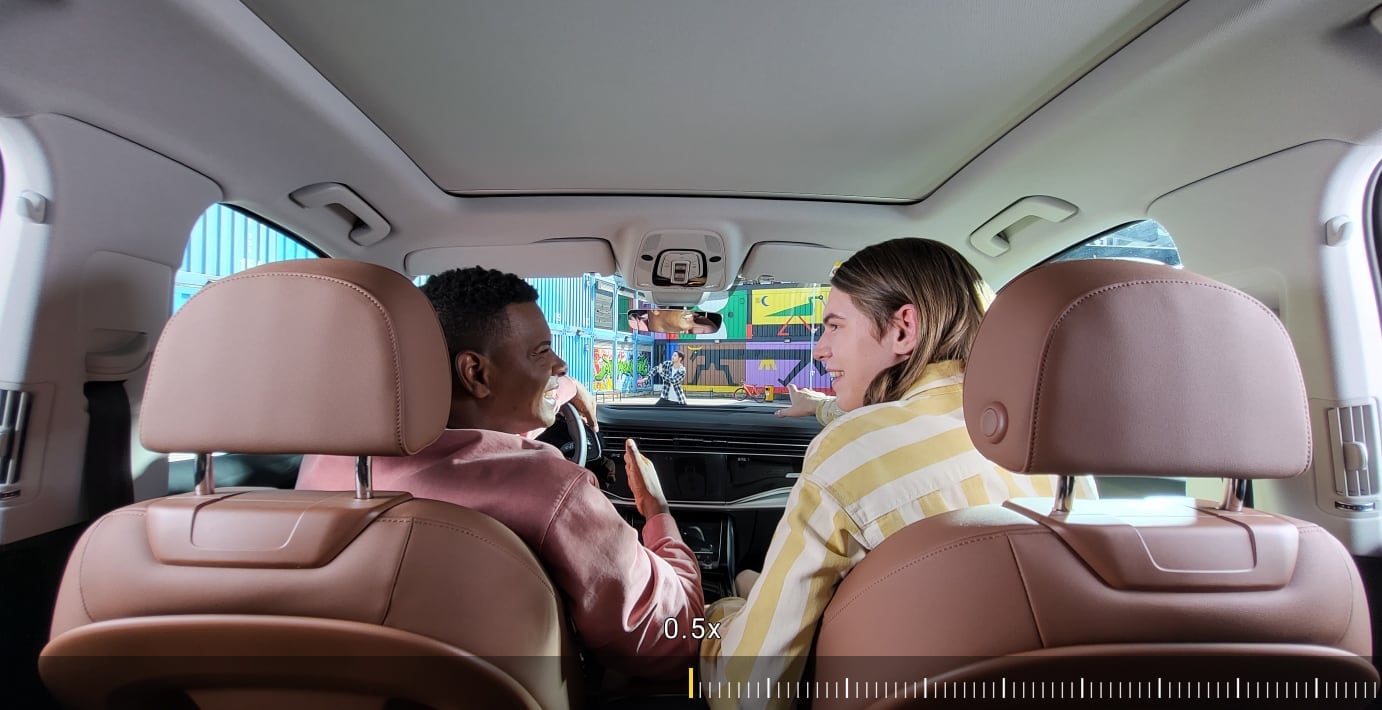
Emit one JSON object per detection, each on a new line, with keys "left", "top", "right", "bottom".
{"left": 1044, "top": 220, "right": 1192, "bottom": 500}
{"left": 175, "top": 204, "right": 319, "bottom": 312}
{"left": 1048, "top": 220, "right": 1182, "bottom": 267}
{"left": 167, "top": 205, "right": 318, "bottom": 486}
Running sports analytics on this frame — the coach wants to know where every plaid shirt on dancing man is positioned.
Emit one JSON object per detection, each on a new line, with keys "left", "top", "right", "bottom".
{"left": 654, "top": 360, "right": 686, "bottom": 403}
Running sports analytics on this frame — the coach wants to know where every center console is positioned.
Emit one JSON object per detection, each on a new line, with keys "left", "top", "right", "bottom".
{"left": 623, "top": 511, "right": 738, "bottom": 601}
{"left": 593, "top": 404, "right": 820, "bottom": 602}
{"left": 608, "top": 488, "right": 796, "bottom": 603}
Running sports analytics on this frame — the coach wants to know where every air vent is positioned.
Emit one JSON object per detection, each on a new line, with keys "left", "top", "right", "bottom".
{"left": 1327, "top": 403, "right": 1379, "bottom": 497}
{"left": 602, "top": 426, "right": 811, "bottom": 460}
{"left": 0, "top": 388, "right": 32, "bottom": 490}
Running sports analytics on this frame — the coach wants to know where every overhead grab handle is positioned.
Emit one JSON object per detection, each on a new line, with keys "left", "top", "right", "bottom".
{"left": 85, "top": 329, "right": 150, "bottom": 380}
{"left": 289, "top": 183, "right": 393, "bottom": 247}
{"left": 968, "top": 196, "right": 1078, "bottom": 257}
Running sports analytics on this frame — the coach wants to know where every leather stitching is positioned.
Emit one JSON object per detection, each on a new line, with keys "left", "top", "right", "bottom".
{"left": 77, "top": 509, "right": 146, "bottom": 623}
{"left": 823, "top": 526, "right": 1043, "bottom": 620}
{"left": 1006, "top": 533, "right": 1048, "bottom": 648}
{"left": 148, "top": 271, "right": 410, "bottom": 453}
{"left": 378, "top": 514, "right": 416, "bottom": 624}
{"left": 1030, "top": 279, "right": 1307, "bottom": 472}
{"left": 1297, "top": 525, "right": 1362, "bottom": 648}
{"left": 378, "top": 516, "right": 556, "bottom": 593}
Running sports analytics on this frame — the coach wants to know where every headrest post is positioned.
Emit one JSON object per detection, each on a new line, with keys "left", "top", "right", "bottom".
{"left": 1221, "top": 478, "right": 1249, "bottom": 512}
{"left": 192, "top": 453, "right": 215, "bottom": 496}
{"left": 1050, "top": 475, "right": 1077, "bottom": 514}
{"left": 355, "top": 455, "right": 373, "bottom": 500}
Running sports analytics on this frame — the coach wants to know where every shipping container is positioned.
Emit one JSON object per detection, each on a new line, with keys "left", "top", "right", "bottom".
{"left": 529, "top": 276, "right": 592, "bottom": 333}
{"left": 722, "top": 289, "right": 750, "bottom": 339}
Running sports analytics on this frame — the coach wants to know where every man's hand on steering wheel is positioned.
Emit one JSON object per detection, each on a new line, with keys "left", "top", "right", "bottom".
{"left": 564, "top": 377, "right": 598, "bottom": 432}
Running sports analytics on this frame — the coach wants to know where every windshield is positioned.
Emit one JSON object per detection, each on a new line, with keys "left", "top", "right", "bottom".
{"left": 526, "top": 278, "right": 831, "bottom": 406}
{"left": 172, "top": 212, "right": 1178, "bottom": 410}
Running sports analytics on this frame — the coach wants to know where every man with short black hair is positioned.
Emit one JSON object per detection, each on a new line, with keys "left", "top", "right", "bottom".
{"left": 298, "top": 266, "right": 704, "bottom": 679}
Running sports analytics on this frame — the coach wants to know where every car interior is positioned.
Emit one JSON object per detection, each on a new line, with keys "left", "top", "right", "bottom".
{"left": 3, "top": 0, "right": 1382, "bottom": 708}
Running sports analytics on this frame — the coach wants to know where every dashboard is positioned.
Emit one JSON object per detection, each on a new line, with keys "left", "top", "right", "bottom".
{"left": 590, "top": 404, "right": 822, "bottom": 601}
{"left": 594, "top": 404, "right": 819, "bottom": 502}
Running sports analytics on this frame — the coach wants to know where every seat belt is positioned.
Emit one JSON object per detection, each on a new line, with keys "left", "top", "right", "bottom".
{"left": 81, "top": 381, "right": 133, "bottom": 518}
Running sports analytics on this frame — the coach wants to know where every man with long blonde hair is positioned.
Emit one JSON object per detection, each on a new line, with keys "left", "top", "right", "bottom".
{"left": 701, "top": 238, "right": 1077, "bottom": 708}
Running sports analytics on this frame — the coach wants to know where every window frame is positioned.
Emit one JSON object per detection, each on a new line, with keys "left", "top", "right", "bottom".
{"left": 1046, "top": 219, "right": 1182, "bottom": 268}
{"left": 219, "top": 204, "right": 325, "bottom": 258}
{"left": 174, "top": 204, "right": 324, "bottom": 313}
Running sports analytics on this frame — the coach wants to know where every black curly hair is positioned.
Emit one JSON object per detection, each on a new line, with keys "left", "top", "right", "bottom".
{"left": 420, "top": 266, "right": 539, "bottom": 357}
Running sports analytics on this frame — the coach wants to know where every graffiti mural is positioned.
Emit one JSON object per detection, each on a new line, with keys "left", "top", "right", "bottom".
{"left": 660, "top": 342, "right": 833, "bottom": 394}
{"left": 653, "top": 284, "right": 830, "bottom": 343}
{"left": 750, "top": 287, "right": 826, "bottom": 324}
{"left": 635, "top": 349, "right": 652, "bottom": 389}
{"left": 614, "top": 343, "right": 636, "bottom": 392}
{"left": 592, "top": 341, "right": 615, "bottom": 391}
{"left": 749, "top": 285, "right": 828, "bottom": 339}
{"left": 643, "top": 283, "right": 837, "bottom": 395}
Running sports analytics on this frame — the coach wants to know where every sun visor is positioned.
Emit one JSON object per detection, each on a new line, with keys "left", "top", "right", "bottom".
{"left": 740, "top": 242, "right": 853, "bottom": 284}
{"left": 404, "top": 239, "right": 617, "bottom": 278}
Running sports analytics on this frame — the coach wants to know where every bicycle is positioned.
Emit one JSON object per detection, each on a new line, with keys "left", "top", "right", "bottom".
{"left": 733, "top": 383, "right": 767, "bottom": 402}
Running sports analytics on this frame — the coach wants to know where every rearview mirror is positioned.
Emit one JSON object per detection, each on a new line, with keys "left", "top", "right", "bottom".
{"left": 627, "top": 309, "right": 723, "bottom": 334}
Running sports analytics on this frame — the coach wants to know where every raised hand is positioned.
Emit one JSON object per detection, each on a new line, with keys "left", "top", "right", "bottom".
{"left": 566, "top": 377, "right": 598, "bottom": 432}
{"left": 774, "top": 384, "right": 824, "bottom": 418}
{"left": 624, "top": 439, "right": 669, "bottom": 519}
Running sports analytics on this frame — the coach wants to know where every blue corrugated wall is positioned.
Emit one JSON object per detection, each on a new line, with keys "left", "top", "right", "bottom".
{"left": 174, "top": 205, "right": 317, "bottom": 312}
{"left": 180, "top": 205, "right": 316, "bottom": 277}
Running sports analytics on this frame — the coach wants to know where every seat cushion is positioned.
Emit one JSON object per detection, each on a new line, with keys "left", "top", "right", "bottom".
{"left": 48, "top": 492, "right": 580, "bottom": 710}
{"left": 812, "top": 503, "right": 1372, "bottom": 709}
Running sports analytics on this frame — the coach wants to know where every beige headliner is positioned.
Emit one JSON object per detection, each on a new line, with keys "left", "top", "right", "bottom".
{"left": 0, "top": 0, "right": 1380, "bottom": 288}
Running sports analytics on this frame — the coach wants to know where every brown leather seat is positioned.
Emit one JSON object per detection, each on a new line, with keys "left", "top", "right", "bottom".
{"left": 812, "top": 259, "right": 1376, "bottom": 708}
{"left": 40, "top": 260, "right": 580, "bottom": 710}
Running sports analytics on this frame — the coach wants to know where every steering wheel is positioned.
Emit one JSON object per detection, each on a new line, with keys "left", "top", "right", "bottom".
{"left": 536, "top": 401, "right": 603, "bottom": 467}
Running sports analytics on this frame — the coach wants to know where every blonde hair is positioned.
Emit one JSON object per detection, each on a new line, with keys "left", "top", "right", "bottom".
{"left": 829, "top": 238, "right": 990, "bottom": 406}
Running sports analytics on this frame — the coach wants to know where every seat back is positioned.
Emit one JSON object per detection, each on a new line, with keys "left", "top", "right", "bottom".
{"left": 41, "top": 259, "right": 579, "bottom": 710}
{"left": 813, "top": 260, "right": 1375, "bottom": 709}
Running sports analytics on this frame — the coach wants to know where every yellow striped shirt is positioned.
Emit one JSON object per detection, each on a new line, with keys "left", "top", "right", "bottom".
{"left": 699, "top": 360, "right": 1076, "bottom": 709}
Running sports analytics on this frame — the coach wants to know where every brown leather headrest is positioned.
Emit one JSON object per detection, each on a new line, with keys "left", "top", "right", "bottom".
{"left": 963, "top": 259, "right": 1310, "bottom": 479}
{"left": 141, "top": 259, "right": 449, "bottom": 456}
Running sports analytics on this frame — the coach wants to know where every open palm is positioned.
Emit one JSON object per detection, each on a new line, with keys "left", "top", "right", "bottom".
{"left": 623, "top": 439, "right": 668, "bottom": 519}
